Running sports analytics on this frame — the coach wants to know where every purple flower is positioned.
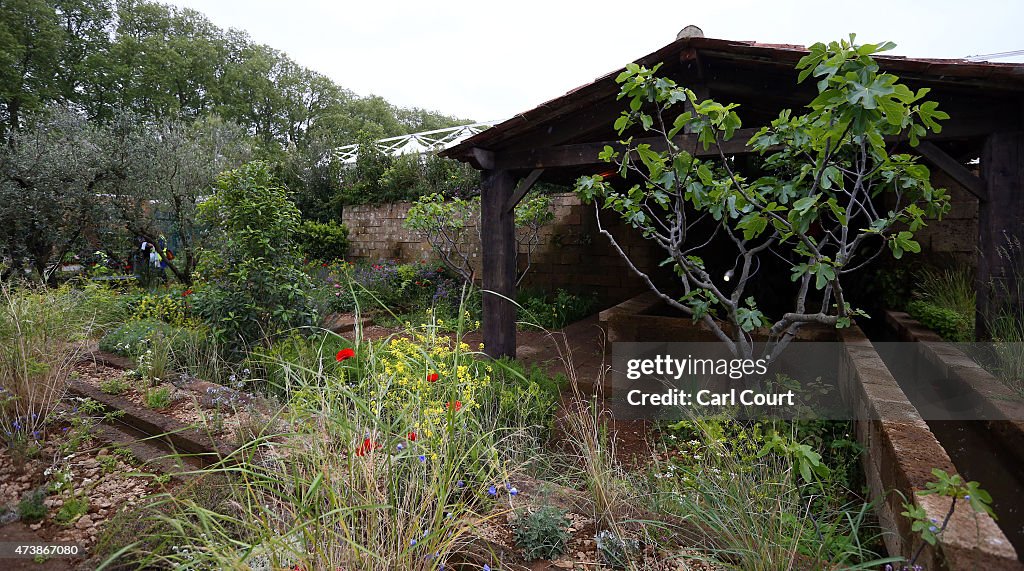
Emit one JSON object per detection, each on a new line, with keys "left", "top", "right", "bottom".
{"left": 397, "top": 443, "right": 404, "bottom": 451}
{"left": 487, "top": 485, "right": 497, "bottom": 496}
{"left": 456, "top": 480, "right": 465, "bottom": 488}
{"left": 509, "top": 487, "right": 519, "bottom": 496}
{"left": 418, "top": 454, "right": 426, "bottom": 463}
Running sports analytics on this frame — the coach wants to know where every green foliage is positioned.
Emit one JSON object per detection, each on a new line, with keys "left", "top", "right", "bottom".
{"left": 594, "top": 530, "right": 640, "bottom": 569}
{"left": 143, "top": 386, "right": 172, "bottom": 410}
{"left": 914, "top": 266, "right": 975, "bottom": 318}
{"left": 907, "top": 300, "right": 972, "bottom": 342}
{"left": 513, "top": 505, "right": 571, "bottom": 560}
{"left": 196, "top": 161, "right": 316, "bottom": 350}
{"left": 519, "top": 289, "right": 598, "bottom": 330}
{"left": 130, "top": 290, "right": 195, "bottom": 328}
{"left": 99, "top": 376, "right": 130, "bottom": 396}
{"left": 98, "top": 319, "right": 193, "bottom": 357}
{"left": 651, "top": 418, "right": 886, "bottom": 568}
{"left": 295, "top": 219, "right": 349, "bottom": 262}
{"left": 575, "top": 36, "right": 950, "bottom": 358}
{"left": 338, "top": 147, "right": 481, "bottom": 206}
{"left": 17, "top": 488, "right": 47, "bottom": 522}
{"left": 487, "top": 358, "right": 564, "bottom": 436}
{"left": 901, "top": 469, "right": 994, "bottom": 557}
{"left": 0, "top": 106, "right": 113, "bottom": 281}
{"left": 248, "top": 331, "right": 351, "bottom": 396}
{"left": 54, "top": 495, "right": 90, "bottom": 525}
{"left": 404, "top": 192, "right": 554, "bottom": 283}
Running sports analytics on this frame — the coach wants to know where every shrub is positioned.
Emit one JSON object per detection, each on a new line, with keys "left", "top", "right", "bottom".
{"left": 99, "top": 376, "right": 130, "bottom": 396}
{"left": 296, "top": 219, "right": 350, "bottom": 262}
{"left": 519, "top": 289, "right": 598, "bottom": 329}
{"left": 54, "top": 495, "right": 89, "bottom": 525}
{"left": 98, "top": 319, "right": 204, "bottom": 363}
{"left": 404, "top": 193, "right": 554, "bottom": 284}
{"left": 514, "top": 505, "right": 572, "bottom": 560}
{"left": 130, "top": 289, "right": 196, "bottom": 328}
{"left": 196, "top": 161, "right": 316, "bottom": 350}
{"left": 907, "top": 299, "right": 973, "bottom": 342}
{"left": 17, "top": 488, "right": 47, "bottom": 522}
{"left": 144, "top": 387, "right": 172, "bottom": 410}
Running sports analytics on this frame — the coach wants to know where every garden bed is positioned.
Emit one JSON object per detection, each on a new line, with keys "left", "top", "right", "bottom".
{"left": 597, "top": 291, "right": 1021, "bottom": 569}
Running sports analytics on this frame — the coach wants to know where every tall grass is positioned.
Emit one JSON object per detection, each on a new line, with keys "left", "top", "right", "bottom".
{"left": 986, "top": 233, "right": 1024, "bottom": 394}
{"left": 0, "top": 282, "right": 108, "bottom": 459}
{"left": 913, "top": 265, "right": 976, "bottom": 318}
{"left": 640, "top": 420, "right": 893, "bottom": 570}
{"left": 102, "top": 322, "right": 544, "bottom": 570}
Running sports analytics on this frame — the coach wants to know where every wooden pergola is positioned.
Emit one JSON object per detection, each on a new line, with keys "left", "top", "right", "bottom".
{"left": 442, "top": 36, "right": 1024, "bottom": 358}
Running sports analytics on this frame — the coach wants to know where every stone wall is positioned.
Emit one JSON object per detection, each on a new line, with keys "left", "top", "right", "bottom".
{"left": 341, "top": 194, "right": 659, "bottom": 305}
{"left": 341, "top": 175, "right": 982, "bottom": 306}
{"left": 911, "top": 171, "right": 979, "bottom": 266}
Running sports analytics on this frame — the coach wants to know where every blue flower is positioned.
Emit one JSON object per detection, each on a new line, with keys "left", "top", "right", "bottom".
{"left": 397, "top": 443, "right": 404, "bottom": 451}
{"left": 456, "top": 480, "right": 465, "bottom": 488}
{"left": 418, "top": 454, "right": 426, "bottom": 463}
{"left": 509, "top": 487, "right": 519, "bottom": 496}
{"left": 964, "top": 494, "right": 971, "bottom": 500}
{"left": 483, "top": 565, "right": 491, "bottom": 571}
{"left": 410, "top": 539, "right": 417, "bottom": 546}
{"left": 487, "top": 485, "right": 497, "bottom": 496}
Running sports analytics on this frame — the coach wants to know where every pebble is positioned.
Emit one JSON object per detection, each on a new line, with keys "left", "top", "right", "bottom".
{"left": 75, "top": 515, "right": 93, "bottom": 530}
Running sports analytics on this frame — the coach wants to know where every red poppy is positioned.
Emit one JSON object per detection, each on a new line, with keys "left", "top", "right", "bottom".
{"left": 182, "top": 289, "right": 193, "bottom": 297}
{"left": 355, "top": 437, "right": 381, "bottom": 456}
{"left": 426, "top": 372, "right": 439, "bottom": 383}
{"left": 336, "top": 348, "right": 356, "bottom": 362}
{"left": 447, "top": 400, "right": 462, "bottom": 412}
{"left": 408, "top": 431, "right": 417, "bottom": 441}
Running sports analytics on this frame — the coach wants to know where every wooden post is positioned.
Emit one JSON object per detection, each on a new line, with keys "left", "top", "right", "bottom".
{"left": 481, "top": 169, "right": 517, "bottom": 358}
{"left": 978, "top": 131, "right": 1024, "bottom": 338}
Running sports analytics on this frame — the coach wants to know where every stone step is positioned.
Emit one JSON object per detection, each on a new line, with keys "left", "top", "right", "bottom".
{"left": 322, "top": 313, "right": 373, "bottom": 335}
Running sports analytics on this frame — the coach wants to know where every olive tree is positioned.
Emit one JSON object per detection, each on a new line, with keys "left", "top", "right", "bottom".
{"left": 0, "top": 106, "right": 112, "bottom": 282}
{"left": 405, "top": 192, "right": 554, "bottom": 284}
{"left": 108, "top": 114, "right": 249, "bottom": 285}
{"left": 574, "top": 37, "right": 950, "bottom": 358}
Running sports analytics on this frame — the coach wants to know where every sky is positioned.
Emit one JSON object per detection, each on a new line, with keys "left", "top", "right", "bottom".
{"left": 164, "top": 0, "right": 1024, "bottom": 124}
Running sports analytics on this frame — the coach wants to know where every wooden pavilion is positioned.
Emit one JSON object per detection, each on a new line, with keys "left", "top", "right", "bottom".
{"left": 441, "top": 33, "right": 1024, "bottom": 358}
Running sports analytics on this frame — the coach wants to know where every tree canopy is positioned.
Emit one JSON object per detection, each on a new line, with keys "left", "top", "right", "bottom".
{"left": 0, "top": 0, "right": 468, "bottom": 144}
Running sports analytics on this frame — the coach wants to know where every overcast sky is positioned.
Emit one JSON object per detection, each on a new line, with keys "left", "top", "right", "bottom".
{"left": 165, "top": 0, "right": 1024, "bottom": 124}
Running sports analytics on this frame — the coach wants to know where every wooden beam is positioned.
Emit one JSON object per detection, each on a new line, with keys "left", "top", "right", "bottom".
{"left": 490, "top": 117, "right": 1007, "bottom": 172}
{"left": 916, "top": 141, "right": 987, "bottom": 201}
{"left": 506, "top": 168, "right": 544, "bottom": 212}
{"left": 494, "top": 129, "right": 761, "bottom": 170}
{"left": 480, "top": 169, "right": 517, "bottom": 359}
{"left": 471, "top": 147, "right": 495, "bottom": 170}
{"left": 977, "top": 131, "right": 1024, "bottom": 339}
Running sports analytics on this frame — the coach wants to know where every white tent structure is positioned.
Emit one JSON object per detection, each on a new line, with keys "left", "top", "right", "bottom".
{"left": 332, "top": 122, "right": 497, "bottom": 164}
